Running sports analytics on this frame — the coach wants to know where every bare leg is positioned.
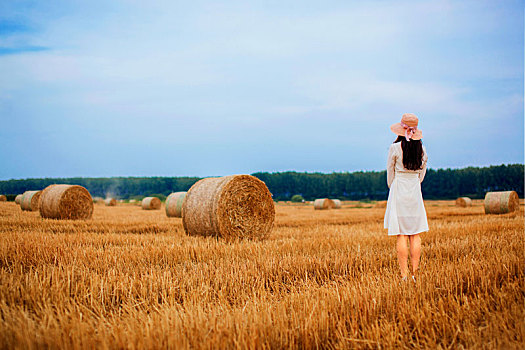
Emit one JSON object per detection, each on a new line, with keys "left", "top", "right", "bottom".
{"left": 409, "top": 234, "right": 421, "bottom": 275}
{"left": 396, "top": 235, "right": 409, "bottom": 278}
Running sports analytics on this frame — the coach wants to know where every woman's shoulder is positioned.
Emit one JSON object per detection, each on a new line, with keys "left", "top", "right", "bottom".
{"left": 389, "top": 142, "right": 402, "bottom": 152}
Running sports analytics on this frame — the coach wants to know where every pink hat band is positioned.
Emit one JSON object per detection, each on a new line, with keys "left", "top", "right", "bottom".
{"left": 400, "top": 122, "right": 418, "bottom": 141}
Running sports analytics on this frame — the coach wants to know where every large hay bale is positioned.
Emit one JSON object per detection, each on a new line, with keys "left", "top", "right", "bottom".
{"left": 456, "top": 197, "right": 472, "bottom": 207}
{"left": 105, "top": 198, "right": 117, "bottom": 206}
{"left": 182, "top": 175, "right": 275, "bottom": 241}
{"left": 15, "top": 194, "right": 22, "bottom": 205}
{"left": 314, "top": 198, "right": 334, "bottom": 210}
{"left": 375, "top": 201, "right": 387, "bottom": 208}
{"left": 0, "top": 195, "right": 6, "bottom": 202}
{"left": 39, "top": 184, "right": 93, "bottom": 220}
{"left": 331, "top": 199, "right": 342, "bottom": 209}
{"left": 484, "top": 191, "right": 519, "bottom": 214}
{"left": 165, "top": 191, "right": 187, "bottom": 218}
{"left": 21, "top": 190, "right": 42, "bottom": 211}
{"left": 142, "top": 197, "right": 161, "bottom": 210}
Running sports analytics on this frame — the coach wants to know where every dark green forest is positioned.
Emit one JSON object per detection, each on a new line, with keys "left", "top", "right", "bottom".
{"left": 0, "top": 164, "right": 522, "bottom": 201}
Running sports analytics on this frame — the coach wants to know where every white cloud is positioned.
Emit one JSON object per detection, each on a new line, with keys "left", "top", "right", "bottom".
{"left": 0, "top": 0, "right": 522, "bottom": 178}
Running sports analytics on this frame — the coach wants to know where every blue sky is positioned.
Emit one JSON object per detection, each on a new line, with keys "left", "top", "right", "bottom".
{"left": 0, "top": 0, "right": 523, "bottom": 179}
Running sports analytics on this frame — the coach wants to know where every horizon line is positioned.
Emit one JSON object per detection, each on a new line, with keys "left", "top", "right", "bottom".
{"left": 1, "top": 163, "right": 522, "bottom": 182}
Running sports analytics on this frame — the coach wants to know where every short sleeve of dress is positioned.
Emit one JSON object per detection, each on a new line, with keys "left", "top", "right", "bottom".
{"left": 386, "top": 144, "right": 396, "bottom": 188}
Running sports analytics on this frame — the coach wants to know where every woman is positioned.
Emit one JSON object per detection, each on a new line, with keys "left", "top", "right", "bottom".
{"left": 384, "top": 113, "right": 428, "bottom": 282}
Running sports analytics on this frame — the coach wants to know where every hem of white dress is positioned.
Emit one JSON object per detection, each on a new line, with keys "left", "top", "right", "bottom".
{"left": 387, "top": 229, "right": 428, "bottom": 236}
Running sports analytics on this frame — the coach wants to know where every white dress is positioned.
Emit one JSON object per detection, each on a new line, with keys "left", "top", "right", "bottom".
{"left": 384, "top": 142, "right": 429, "bottom": 236}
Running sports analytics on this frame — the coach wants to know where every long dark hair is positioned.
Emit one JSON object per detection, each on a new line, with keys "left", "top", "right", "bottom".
{"left": 394, "top": 136, "right": 424, "bottom": 170}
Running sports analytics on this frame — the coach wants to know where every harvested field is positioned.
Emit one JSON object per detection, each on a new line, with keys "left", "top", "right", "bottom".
{"left": 93, "top": 196, "right": 104, "bottom": 204}
{"left": 375, "top": 200, "right": 387, "bottom": 208}
{"left": 0, "top": 200, "right": 523, "bottom": 348}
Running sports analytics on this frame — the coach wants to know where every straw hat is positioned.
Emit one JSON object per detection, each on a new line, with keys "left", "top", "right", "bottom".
{"left": 390, "top": 113, "right": 423, "bottom": 140}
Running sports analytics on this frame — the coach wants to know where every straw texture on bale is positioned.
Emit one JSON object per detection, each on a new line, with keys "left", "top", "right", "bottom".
{"left": 314, "top": 198, "right": 334, "bottom": 210}
{"left": 182, "top": 175, "right": 275, "bottom": 241}
{"left": 20, "top": 190, "right": 42, "bottom": 211}
{"left": 0, "top": 195, "right": 6, "bottom": 202}
{"left": 165, "top": 192, "right": 186, "bottom": 218}
{"left": 484, "top": 191, "right": 519, "bottom": 214}
{"left": 142, "top": 197, "right": 161, "bottom": 210}
{"left": 105, "top": 198, "right": 117, "bottom": 206}
{"left": 39, "top": 184, "right": 93, "bottom": 220}
{"left": 375, "top": 201, "right": 387, "bottom": 208}
{"left": 15, "top": 194, "right": 22, "bottom": 205}
{"left": 331, "top": 199, "right": 342, "bottom": 209}
{"left": 455, "top": 197, "right": 472, "bottom": 207}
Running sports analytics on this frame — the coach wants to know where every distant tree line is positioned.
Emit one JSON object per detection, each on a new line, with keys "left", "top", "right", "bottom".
{"left": 0, "top": 164, "right": 522, "bottom": 201}
{"left": 254, "top": 164, "right": 524, "bottom": 200}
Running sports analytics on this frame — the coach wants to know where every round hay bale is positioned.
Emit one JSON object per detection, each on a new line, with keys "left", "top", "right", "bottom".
{"left": 314, "top": 198, "right": 334, "bottom": 210}
{"left": 39, "top": 184, "right": 93, "bottom": 220}
{"left": 105, "top": 198, "right": 117, "bottom": 206}
{"left": 182, "top": 175, "right": 275, "bottom": 241}
{"left": 15, "top": 194, "right": 22, "bottom": 205}
{"left": 129, "top": 199, "right": 137, "bottom": 203}
{"left": 142, "top": 197, "right": 161, "bottom": 210}
{"left": 165, "top": 191, "right": 187, "bottom": 218}
{"left": 20, "top": 190, "right": 42, "bottom": 211}
{"left": 375, "top": 201, "right": 387, "bottom": 208}
{"left": 331, "top": 199, "right": 342, "bottom": 209}
{"left": 455, "top": 197, "right": 472, "bottom": 207}
{"left": 484, "top": 191, "right": 519, "bottom": 214}
{"left": 0, "top": 195, "right": 6, "bottom": 202}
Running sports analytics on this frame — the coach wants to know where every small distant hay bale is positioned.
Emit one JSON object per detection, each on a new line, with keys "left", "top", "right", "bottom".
{"left": 484, "top": 191, "right": 519, "bottom": 214}
{"left": 182, "top": 175, "right": 275, "bottom": 241}
{"left": 0, "top": 195, "right": 6, "bottom": 202}
{"left": 21, "top": 190, "right": 42, "bottom": 211}
{"left": 331, "top": 199, "right": 342, "bottom": 209}
{"left": 15, "top": 194, "right": 22, "bottom": 205}
{"left": 129, "top": 199, "right": 137, "bottom": 203}
{"left": 105, "top": 198, "right": 117, "bottom": 206}
{"left": 455, "top": 197, "right": 472, "bottom": 207}
{"left": 314, "top": 198, "right": 334, "bottom": 210}
{"left": 165, "top": 192, "right": 187, "bottom": 218}
{"left": 92, "top": 197, "right": 104, "bottom": 204}
{"left": 375, "top": 201, "right": 387, "bottom": 208}
{"left": 142, "top": 197, "right": 161, "bottom": 210}
{"left": 39, "top": 184, "right": 93, "bottom": 220}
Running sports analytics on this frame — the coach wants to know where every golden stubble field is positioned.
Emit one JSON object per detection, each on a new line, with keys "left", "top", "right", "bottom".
{"left": 0, "top": 200, "right": 523, "bottom": 349}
